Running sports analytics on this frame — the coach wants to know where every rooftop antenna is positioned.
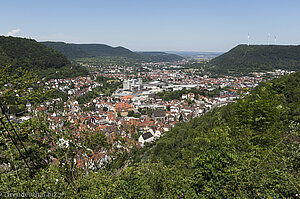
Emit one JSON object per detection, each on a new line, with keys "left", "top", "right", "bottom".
{"left": 248, "top": 32, "right": 250, "bottom": 46}
{"left": 268, "top": 33, "right": 271, "bottom": 45}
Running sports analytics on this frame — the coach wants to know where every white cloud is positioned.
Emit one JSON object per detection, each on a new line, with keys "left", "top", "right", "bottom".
{"left": 7, "top": 29, "right": 21, "bottom": 36}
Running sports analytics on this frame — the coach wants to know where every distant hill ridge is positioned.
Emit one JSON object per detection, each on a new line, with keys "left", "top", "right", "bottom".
{"left": 41, "top": 41, "right": 138, "bottom": 59}
{"left": 41, "top": 41, "right": 183, "bottom": 62}
{"left": 0, "top": 36, "right": 88, "bottom": 79}
{"left": 0, "top": 36, "right": 70, "bottom": 69}
{"left": 210, "top": 44, "right": 300, "bottom": 74}
{"left": 137, "top": 51, "right": 184, "bottom": 62}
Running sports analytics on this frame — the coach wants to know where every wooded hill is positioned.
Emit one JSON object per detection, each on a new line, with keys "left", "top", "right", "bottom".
{"left": 209, "top": 44, "right": 300, "bottom": 74}
{"left": 0, "top": 36, "right": 89, "bottom": 79}
{"left": 41, "top": 41, "right": 183, "bottom": 62}
{"left": 137, "top": 51, "right": 184, "bottom": 62}
{"left": 41, "top": 41, "right": 139, "bottom": 59}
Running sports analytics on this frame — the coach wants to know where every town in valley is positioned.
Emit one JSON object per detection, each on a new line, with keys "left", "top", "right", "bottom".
{"left": 16, "top": 58, "right": 294, "bottom": 169}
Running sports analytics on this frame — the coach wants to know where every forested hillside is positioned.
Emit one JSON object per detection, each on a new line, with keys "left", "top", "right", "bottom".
{"left": 42, "top": 41, "right": 183, "bottom": 62}
{"left": 209, "top": 44, "right": 300, "bottom": 74}
{"left": 40, "top": 41, "right": 90, "bottom": 59}
{"left": 0, "top": 36, "right": 70, "bottom": 68}
{"left": 137, "top": 51, "right": 184, "bottom": 62}
{"left": 0, "top": 63, "right": 299, "bottom": 197}
{"left": 42, "top": 42, "right": 138, "bottom": 59}
{"left": 0, "top": 36, "right": 89, "bottom": 79}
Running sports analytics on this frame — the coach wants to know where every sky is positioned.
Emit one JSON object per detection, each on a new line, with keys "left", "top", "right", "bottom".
{"left": 1, "top": 0, "right": 300, "bottom": 52}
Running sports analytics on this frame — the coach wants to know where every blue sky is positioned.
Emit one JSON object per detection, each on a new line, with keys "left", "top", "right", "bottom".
{"left": 1, "top": 0, "right": 300, "bottom": 52}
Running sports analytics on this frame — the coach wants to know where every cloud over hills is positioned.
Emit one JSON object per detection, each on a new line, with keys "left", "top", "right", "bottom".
{"left": 7, "top": 29, "right": 21, "bottom": 36}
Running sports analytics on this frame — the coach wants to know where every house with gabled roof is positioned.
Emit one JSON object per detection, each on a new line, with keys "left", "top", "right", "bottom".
{"left": 115, "top": 102, "right": 133, "bottom": 117}
{"left": 138, "top": 132, "right": 154, "bottom": 147}
{"left": 152, "top": 109, "right": 166, "bottom": 121}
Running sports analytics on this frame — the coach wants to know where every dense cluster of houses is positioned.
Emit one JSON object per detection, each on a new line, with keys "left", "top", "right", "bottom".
{"left": 45, "top": 76, "right": 102, "bottom": 98}
{"left": 20, "top": 63, "right": 293, "bottom": 169}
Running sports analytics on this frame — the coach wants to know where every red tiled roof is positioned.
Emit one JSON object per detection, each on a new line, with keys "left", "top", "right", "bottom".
{"left": 37, "top": 106, "right": 47, "bottom": 111}
{"left": 121, "top": 95, "right": 133, "bottom": 100}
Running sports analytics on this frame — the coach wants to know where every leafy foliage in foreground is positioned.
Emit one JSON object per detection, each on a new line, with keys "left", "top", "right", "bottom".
{"left": 0, "top": 67, "right": 299, "bottom": 198}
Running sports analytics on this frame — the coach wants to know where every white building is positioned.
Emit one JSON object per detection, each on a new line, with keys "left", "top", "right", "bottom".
{"left": 123, "top": 78, "right": 143, "bottom": 91}
{"left": 138, "top": 132, "right": 154, "bottom": 147}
